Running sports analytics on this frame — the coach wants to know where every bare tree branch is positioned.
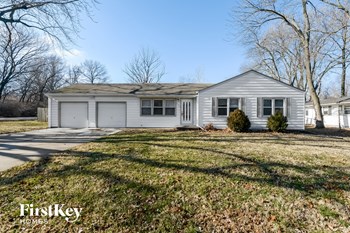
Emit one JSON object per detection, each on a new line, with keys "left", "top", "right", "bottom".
{"left": 123, "top": 48, "right": 166, "bottom": 83}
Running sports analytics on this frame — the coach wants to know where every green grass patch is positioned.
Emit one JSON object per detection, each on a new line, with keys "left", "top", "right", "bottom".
{"left": 0, "top": 129, "right": 349, "bottom": 232}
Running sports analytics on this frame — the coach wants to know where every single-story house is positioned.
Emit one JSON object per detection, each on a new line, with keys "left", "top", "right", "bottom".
{"left": 46, "top": 70, "right": 305, "bottom": 130}
{"left": 305, "top": 97, "right": 350, "bottom": 128}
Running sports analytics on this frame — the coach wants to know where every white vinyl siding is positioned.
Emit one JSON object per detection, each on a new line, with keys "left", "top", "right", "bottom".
{"left": 305, "top": 105, "right": 350, "bottom": 128}
{"left": 198, "top": 71, "right": 305, "bottom": 130}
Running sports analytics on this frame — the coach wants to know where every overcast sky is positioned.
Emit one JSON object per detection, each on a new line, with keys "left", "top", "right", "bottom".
{"left": 60, "top": 0, "right": 246, "bottom": 83}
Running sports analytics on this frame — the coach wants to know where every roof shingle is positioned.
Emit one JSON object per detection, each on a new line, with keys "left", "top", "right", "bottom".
{"left": 48, "top": 83, "right": 212, "bottom": 96}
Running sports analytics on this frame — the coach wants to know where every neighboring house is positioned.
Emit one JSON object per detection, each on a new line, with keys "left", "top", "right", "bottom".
{"left": 46, "top": 70, "right": 305, "bottom": 130}
{"left": 305, "top": 97, "right": 350, "bottom": 128}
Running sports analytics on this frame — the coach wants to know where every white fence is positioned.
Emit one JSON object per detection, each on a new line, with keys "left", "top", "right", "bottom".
{"left": 37, "top": 108, "right": 48, "bottom": 122}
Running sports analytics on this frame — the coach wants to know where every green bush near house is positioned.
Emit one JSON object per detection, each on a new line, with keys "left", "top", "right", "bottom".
{"left": 267, "top": 111, "right": 288, "bottom": 132}
{"left": 227, "top": 109, "right": 251, "bottom": 132}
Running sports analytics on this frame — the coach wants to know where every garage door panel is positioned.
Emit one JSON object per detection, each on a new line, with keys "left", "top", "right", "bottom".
{"left": 60, "top": 103, "right": 88, "bottom": 128}
{"left": 97, "top": 102, "right": 126, "bottom": 128}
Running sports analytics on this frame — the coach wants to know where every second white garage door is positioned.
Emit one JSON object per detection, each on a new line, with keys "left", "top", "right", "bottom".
{"left": 97, "top": 102, "right": 126, "bottom": 128}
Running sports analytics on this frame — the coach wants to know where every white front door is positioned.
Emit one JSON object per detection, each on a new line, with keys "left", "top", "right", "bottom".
{"left": 181, "top": 99, "right": 193, "bottom": 125}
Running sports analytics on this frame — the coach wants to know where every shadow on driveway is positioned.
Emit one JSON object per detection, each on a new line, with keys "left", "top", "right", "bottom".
{"left": 0, "top": 128, "right": 120, "bottom": 171}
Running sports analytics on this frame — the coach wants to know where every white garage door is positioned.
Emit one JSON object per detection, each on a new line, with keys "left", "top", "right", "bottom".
{"left": 97, "top": 102, "right": 126, "bottom": 128}
{"left": 60, "top": 102, "right": 88, "bottom": 128}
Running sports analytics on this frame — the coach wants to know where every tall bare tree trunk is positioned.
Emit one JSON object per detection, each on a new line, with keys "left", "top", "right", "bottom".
{"left": 302, "top": 0, "right": 324, "bottom": 128}
{"left": 341, "top": 25, "right": 347, "bottom": 97}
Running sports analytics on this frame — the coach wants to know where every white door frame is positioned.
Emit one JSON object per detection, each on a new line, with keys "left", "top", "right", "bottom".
{"left": 181, "top": 99, "right": 193, "bottom": 125}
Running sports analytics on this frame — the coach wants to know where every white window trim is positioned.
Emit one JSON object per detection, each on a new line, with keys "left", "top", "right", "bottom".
{"left": 262, "top": 98, "right": 286, "bottom": 117}
{"left": 140, "top": 99, "right": 176, "bottom": 117}
{"left": 217, "top": 97, "right": 241, "bottom": 117}
{"left": 322, "top": 106, "right": 332, "bottom": 116}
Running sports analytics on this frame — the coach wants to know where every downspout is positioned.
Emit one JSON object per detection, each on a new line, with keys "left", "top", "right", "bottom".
{"left": 196, "top": 91, "right": 200, "bottom": 128}
{"left": 338, "top": 104, "right": 342, "bottom": 129}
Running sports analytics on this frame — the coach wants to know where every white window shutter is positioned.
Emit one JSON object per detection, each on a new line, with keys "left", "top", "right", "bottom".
{"left": 286, "top": 98, "right": 291, "bottom": 118}
{"left": 257, "top": 97, "right": 262, "bottom": 117}
{"left": 240, "top": 98, "right": 246, "bottom": 113}
{"left": 212, "top": 97, "right": 217, "bottom": 117}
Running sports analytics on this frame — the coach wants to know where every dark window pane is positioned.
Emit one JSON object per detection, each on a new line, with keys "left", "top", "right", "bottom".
{"left": 218, "top": 108, "right": 227, "bottom": 116}
{"left": 275, "top": 108, "right": 283, "bottom": 114}
{"left": 275, "top": 99, "right": 284, "bottom": 107}
{"left": 165, "top": 100, "right": 175, "bottom": 107}
{"left": 154, "top": 100, "right": 163, "bottom": 107}
{"left": 165, "top": 108, "right": 175, "bottom": 116}
{"left": 229, "top": 107, "right": 238, "bottom": 113}
{"left": 153, "top": 108, "right": 163, "bottom": 115}
{"left": 141, "top": 108, "right": 151, "bottom": 115}
{"left": 263, "top": 99, "right": 272, "bottom": 107}
{"left": 141, "top": 100, "right": 151, "bottom": 107}
{"left": 230, "top": 98, "right": 239, "bottom": 107}
{"left": 263, "top": 108, "right": 272, "bottom": 116}
{"left": 218, "top": 98, "right": 227, "bottom": 107}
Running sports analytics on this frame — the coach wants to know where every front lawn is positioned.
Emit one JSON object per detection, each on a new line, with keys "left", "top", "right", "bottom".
{"left": 0, "top": 120, "right": 47, "bottom": 134}
{"left": 0, "top": 130, "right": 349, "bottom": 232}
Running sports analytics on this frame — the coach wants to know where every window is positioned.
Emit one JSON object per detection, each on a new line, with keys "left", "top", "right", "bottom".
{"left": 153, "top": 100, "right": 163, "bottom": 115}
{"left": 141, "top": 99, "right": 176, "bottom": 116}
{"left": 263, "top": 98, "right": 285, "bottom": 116}
{"left": 215, "top": 98, "right": 241, "bottom": 116}
{"left": 263, "top": 99, "right": 272, "bottom": 116}
{"left": 322, "top": 106, "right": 332, "bottom": 115}
{"left": 344, "top": 106, "right": 350, "bottom": 114}
{"left": 217, "top": 98, "right": 228, "bottom": 116}
{"left": 275, "top": 99, "right": 284, "bottom": 114}
{"left": 229, "top": 98, "right": 239, "bottom": 113}
{"left": 141, "top": 100, "right": 152, "bottom": 115}
{"left": 305, "top": 110, "right": 309, "bottom": 116}
{"left": 165, "top": 100, "right": 176, "bottom": 116}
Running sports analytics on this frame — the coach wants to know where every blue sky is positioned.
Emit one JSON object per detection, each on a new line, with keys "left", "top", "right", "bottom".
{"left": 62, "top": 0, "right": 246, "bottom": 83}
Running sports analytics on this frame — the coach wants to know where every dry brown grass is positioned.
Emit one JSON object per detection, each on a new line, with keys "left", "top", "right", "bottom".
{"left": 0, "top": 121, "right": 47, "bottom": 134}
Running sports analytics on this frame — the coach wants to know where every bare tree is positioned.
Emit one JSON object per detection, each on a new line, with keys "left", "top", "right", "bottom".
{"left": 0, "top": 26, "right": 47, "bottom": 100}
{"left": 234, "top": 0, "right": 326, "bottom": 128}
{"left": 66, "top": 65, "right": 82, "bottom": 84}
{"left": 19, "top": 55, "right": 66, "bottom": 103}
{"left": 124, "top": 48, "right": 166, "bottom": 83}
{"left": 0, "top": 0, "right": 97, "bottom": 46}
{"left": 323, "top": 7, "right": 350, "bottom": 97}
{"left": 319, "top": 0, "right": 350, "bottom": 17}
{"left": 179, "top": 67, "right": 206, "bottom": 83}
{"left": 79, "top": 59, "right": 109, "bottom": 84}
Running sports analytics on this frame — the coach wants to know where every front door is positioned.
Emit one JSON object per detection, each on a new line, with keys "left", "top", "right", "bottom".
{"left": 181, "top": 99, "right": 193, "bottom": 125}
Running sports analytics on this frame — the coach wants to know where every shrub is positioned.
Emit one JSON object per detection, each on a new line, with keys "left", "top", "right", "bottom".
{"left": 227, "top": 109, "right": 251, "bottom": 132}
{"left": 0, "top": 102, "right": 22, "bottom": 117}
{"left": 0, "top": 101, "right": 37, "bottom": 117}
{"left": 267, "top": 111, "right": 288, "bottom": 132}
{"left": 203, "top": 123, "right": 216, "bottom": 131}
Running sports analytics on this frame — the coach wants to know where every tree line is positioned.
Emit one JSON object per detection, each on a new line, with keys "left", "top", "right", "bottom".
{"left": 0, "top": 26, "right": 109, "bottom": 104}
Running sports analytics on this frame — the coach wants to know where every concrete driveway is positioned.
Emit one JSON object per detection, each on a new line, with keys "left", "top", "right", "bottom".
{"left": 0, "top": 128, "right": 120, "bottom": 172}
